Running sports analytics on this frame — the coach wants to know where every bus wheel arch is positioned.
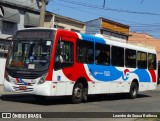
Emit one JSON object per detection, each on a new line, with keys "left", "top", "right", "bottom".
{"left": 129, "top": 79, "right": 139, "bottom": 99}
{"left": 71, "top": 78, "right": 88, "bottom": 104}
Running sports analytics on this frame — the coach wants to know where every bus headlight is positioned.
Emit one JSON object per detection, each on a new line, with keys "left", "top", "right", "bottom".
{"left": 38, "top": 74, "right": 47, "bottom": 84}
{"left": 5, "top": 71, "right": 10, "bottom": 82}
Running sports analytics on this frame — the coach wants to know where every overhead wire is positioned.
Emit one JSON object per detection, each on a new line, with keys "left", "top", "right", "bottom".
{"left": 50, "top": 1, "right": 160, "bottom": 28}
{"left": 59, "top": 0, "right": 160, "bottom": 16}
{"left": 48, "top": 0, "right": 160, "bottom": 38}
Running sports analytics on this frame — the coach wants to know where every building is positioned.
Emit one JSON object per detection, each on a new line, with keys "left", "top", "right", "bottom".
{"left": 0, "top": 0, "right": 86, "bottom": 47}
{"left": 86, "top": 17, "right": 130, "bottom": 43}
{"left": 44, "top": 12, "right": 86, "bottom": 33}
{"left": 0, "top": 0, "right": 41, "bottom": 50}
{"left": 129, "top": 32, "right": 160, "bottom": 61}
{"left": 0, "top": 0, "right": 41, "bottom": 84}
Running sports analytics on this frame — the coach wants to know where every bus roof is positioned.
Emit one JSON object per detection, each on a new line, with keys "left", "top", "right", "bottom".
{"left": 79, "top": 32, "right": 156, "bottom": 54}
{"left": 17, "top": 27, "right": 157, "bottom": 54}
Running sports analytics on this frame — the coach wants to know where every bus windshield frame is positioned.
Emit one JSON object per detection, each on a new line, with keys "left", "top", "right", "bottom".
{"left": 6, "top": 29, "right": 55, "bottom": 72}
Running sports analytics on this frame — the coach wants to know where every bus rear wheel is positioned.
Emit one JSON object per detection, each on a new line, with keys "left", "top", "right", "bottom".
{"left": 72, "top": 83, "right": 84, "bottom": 104}
{"left": 129, "top": 82, "right": 138, "bottom": 99}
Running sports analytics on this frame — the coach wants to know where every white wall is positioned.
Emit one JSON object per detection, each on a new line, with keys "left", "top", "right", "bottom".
{"left": 1, "top": 0, "right": 40, "bottom": 10}
{"left": 0, "top": 57, "right": 6, "bottom": 84}
{"left": 86, "top": 18, "right": 101, "bottom": 35}
{"left": 0, "top": 9, "right": 25, "bottom": 39}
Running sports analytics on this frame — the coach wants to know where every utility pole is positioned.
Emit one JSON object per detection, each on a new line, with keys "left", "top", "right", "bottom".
{"left": 39, "top": 0, "right": 48, "bottom": 27}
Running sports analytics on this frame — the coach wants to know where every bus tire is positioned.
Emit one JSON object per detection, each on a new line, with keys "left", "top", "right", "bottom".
{"left": 129, "top": 82, "right": 138, "bottom": 99}
{"left": 72, "top": 83, "right": 84, "bottom": 104}
{"left": 83, "top": 88, "right": 88, "bottom": 102}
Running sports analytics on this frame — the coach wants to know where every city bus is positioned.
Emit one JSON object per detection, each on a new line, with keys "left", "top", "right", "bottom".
{"left": 4, "top": 28, "right": 157, "bottom": 103}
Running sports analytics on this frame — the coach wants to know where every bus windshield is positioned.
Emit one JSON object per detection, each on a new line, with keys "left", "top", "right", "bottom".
{"left": 7, "top": 39, "right": 52, "bottom": 71}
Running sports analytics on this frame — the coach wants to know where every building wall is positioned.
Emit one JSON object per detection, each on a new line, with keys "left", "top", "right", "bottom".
{"left": 0, "top": 9, "right": 24, "bottom": 39}
{"left": 1, "top": 0, "right": 40, "bottom": 10}
{"left": 85, "top": 18, "right": 101, "bottom": 35}
{"left": 129, "top": 32, "right": 160, "bottom": 61}
{"left": 55, "top": 17, "right": 85, "bottom": 33}
{"left": 101, "top": 20, "right": 129, "bottom": 35}
{"left": 0, "top": 56, "right": 6, "bottom": 84}
{"left": 85, "top": 18, "right": 129, "bottom": 43}
{"left": 0, "top": 0, "right": 40, "bottom": 39}
{"left": 44, "top": 14, "right": 54, "bottom": 28}
{"left": 44, "top": 14, "right": 86, "bottom": 33}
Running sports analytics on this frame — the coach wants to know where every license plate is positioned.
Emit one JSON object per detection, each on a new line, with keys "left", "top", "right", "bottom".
{"left": 19, "top": 86, "right": 27, "bottom": 90}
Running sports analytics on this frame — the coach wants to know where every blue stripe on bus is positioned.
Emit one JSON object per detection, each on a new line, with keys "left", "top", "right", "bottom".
{"left": 80, "top": 33, "right": 106, "bottom": 44}
{"left": 87, "top": 64, "right": 123, "bottom": 81}
{"left": 19, "top": 78, "right": 28, "bottom": 85}
{"left": 133, "top": 69, "right": 151, "bottom": 82}
{"left": 87, "top": 64, "right": 151, "bottom": 82}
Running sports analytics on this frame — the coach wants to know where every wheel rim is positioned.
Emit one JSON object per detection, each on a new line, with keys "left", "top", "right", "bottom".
{"left": 74, "top": 87, "right": 82, "bottom": 100}
{"left": 132, "top": 86, "right": 137, "bottom": 96}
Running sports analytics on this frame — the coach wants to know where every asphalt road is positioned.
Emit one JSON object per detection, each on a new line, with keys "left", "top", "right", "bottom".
{"left": 0, "top": 85, "right": 160, "bottom": 121}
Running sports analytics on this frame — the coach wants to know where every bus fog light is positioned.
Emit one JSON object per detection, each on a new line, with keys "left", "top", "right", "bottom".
{"left": 5, "top": 72, "right": 10, "bottom": 82}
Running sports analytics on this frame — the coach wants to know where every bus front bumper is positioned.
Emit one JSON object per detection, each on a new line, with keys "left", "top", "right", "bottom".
{"left": 3, "top": 80, "right": 53, "bottom": 96}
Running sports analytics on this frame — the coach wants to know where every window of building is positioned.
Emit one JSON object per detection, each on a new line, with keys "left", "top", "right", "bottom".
{"left": 102, "top": 30, "right": 127, "bottom": 40}
{"left": 101, "top": 31, "right": 111, "bottom": 36}
{"left": 71, "top": 29, "right": 80, "bottom": 33}
{"left": 125, "top": 49, "right": 136, "bottom": 68}
{"left": 54, "top": 25, "right": 65, "bottom": 29}
{"left": 77, "top": 40, "right": 94, "bottom": 64}
{"left": 112, "top": 46, "right": 124, "bottom": 67}
{"left": 54, "top": 39, "right": 74, "bottom": 70}
{"left": 137, "top": 51, "right": 147, "bottom": 69}
{"left": 3, "top": 21, "right": 14, "bottom": 29}
{"left": 95, "top": 43, "right": 110, "bottom": 65}
{"left": 148, "top": 53, "right": 156, "bottom": 70}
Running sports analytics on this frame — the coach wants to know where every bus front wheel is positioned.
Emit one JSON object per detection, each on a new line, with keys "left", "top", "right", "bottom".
{"left": 129, "top": 82, "right": 138, "bottom": 99}
{"left": 72, "top": 83, "right": 84, "bottom": 104}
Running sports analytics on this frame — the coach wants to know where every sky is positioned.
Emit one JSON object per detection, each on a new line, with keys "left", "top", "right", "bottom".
{"left": 46, "top": 0, "right": 160, "bottom": 38}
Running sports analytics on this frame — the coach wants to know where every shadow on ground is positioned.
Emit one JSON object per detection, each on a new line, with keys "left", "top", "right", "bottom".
{"left": 0, "top": 93, "right": 151, "bottom": 105}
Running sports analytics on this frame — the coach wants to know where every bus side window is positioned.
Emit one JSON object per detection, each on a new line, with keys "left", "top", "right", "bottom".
{"left": 137, "top": 51, "right": 147, "bottom": 69}
{"left": 125, "top": 49, "right": 136, "bottom": 68}
{"left": 95, "top": 43, "right": 110, "bottom": 65}
{"left": 148, "top": 53, "right": 156, "bottom": 70}
{"left": 112, "top": 46, "right": 124, "bottom": 67}
{"left": 76, "top": 40, "right": 94, "bottom": 64}
{"left": 54, "top": 39, "right": 74, "bottom": 70}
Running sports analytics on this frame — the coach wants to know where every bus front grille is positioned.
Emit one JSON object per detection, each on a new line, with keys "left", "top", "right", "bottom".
{"left": 7, "top": 70, "right": 44, "bottom": 79}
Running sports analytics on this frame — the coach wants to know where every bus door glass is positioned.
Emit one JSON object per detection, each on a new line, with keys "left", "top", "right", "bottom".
{"left": 54, "top": 38, "right": 74, "bottom": 70}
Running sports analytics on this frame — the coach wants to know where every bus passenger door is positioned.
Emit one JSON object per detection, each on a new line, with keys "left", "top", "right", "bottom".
{"left": 53, "top": 36, "right": 75, "bottom": 95}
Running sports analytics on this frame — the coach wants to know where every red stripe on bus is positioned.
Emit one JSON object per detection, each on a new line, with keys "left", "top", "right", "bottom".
{"left": 16, "top": 78, "right": 20, "bottom": 83}
{"left": 149, "top": 70, "right": 156, "bottom": 82}
{"left": 46, "top": 29, "right": 80, "bottom": 81}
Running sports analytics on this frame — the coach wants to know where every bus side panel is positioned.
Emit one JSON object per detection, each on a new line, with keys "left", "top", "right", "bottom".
{"left": 147, "top": 70, "right": 157, "bottom": 90}
{"left": 83, "top": 64, "right": 111, "bottom": 94}
{"left": 88, "top": 82, "right": 101, "bottom": 94}
{"left": 52, "top": 69, "right": 74, "bottom": 96}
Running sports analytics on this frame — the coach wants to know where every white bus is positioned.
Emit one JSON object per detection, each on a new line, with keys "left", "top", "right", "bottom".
{"left": 4, "top": 28, "right": 158, "bottom": 103}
